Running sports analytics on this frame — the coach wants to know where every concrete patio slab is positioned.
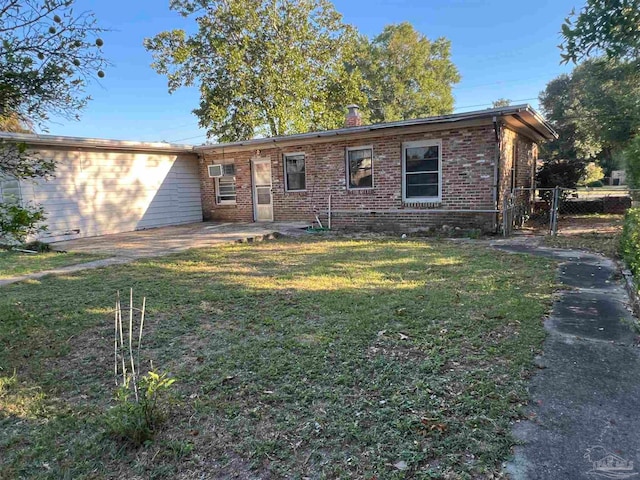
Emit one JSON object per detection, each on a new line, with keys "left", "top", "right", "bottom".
{"left": 50, "top": 221, "right": 311, "bottom": 258}
{"left": 0, "top": 221, "right": 310, "bottom": 287}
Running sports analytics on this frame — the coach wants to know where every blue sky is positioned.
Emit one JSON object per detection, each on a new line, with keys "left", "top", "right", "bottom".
{"left": 47, "top": 0, "right": 578, "bottom": 144}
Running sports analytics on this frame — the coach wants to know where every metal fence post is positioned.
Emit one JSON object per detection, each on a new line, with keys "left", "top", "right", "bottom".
{"left": 550, "top": 186, "right": 559, "bottom": 236}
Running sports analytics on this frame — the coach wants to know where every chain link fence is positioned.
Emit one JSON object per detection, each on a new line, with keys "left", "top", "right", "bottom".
{"left": 502, "top": 187, "right": 639, "bottom": 237}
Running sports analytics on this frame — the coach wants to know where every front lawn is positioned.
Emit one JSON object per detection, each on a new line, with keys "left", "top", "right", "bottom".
{"left": 0, "top": 238, "right": 555, "bottom": 479}
{"left": 0, "top": 250, "right": 106, "bottom": 279}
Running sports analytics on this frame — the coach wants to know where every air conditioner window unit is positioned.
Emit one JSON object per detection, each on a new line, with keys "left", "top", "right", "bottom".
{"left": 208, "top": 164, "right": 224, "bottom": 178}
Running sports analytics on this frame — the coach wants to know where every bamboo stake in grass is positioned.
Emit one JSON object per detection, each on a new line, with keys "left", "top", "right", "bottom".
{"left": 114, "top": 291, "right": 119, "bottom": 386}
{"left": 129, "top": 288, "right": 138, "bottom": 402}
{"left": 118, "top": 293, "right": 127, "bottom": 385}
{"left": 137, "top": 297, "right": 146, "bottom": 380}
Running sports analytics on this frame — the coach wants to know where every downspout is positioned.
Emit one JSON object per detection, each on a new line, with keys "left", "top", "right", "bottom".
{"left": 492, "top": 117, "right": 501, "bottom": 233}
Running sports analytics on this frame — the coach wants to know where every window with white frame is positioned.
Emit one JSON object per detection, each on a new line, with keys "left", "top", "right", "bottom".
{"left": 347, "top": 146, "right": 373, "bottom": 189}
{"left": 215, "top": 163, "right": 236, "bottom": 204}
{"left": 284, "top": 153, "right": 306, "bottom": 191}
{"left": 402, "top": 140, "right": 441, "bottom": 202}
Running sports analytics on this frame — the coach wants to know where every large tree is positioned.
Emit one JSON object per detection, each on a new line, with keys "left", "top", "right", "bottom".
{"left": 561, "top": 0, "right": 640, "bottom": 63}
{"left": 539, "top": 58, "right": 640, "bottom": 174}
{"left": 146, "top": 4, "right": 460, "bottom": 140}
{"left": 356, "top": 22, "right": 460, "bottom": 123}
{"left": 145, "top": 0, "right": 366, "bottom": 142}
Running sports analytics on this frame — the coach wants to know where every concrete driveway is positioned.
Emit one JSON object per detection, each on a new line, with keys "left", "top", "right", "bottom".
{"left": 51, "top": 221, "right": 311, "bottom": 258}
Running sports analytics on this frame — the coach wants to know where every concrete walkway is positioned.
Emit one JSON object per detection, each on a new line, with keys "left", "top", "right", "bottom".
{"left": 0, "top": 221, "right": 310, "bottom": 287}
{"left": 491, "top": 240, "right": 640, "bottom": 479}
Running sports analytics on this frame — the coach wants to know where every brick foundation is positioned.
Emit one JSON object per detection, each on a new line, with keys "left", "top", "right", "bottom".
{"left": 328, "top": 210, "right": 496, "bottom": 233}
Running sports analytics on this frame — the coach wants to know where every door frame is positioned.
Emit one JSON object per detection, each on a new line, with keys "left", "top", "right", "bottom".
{"left": 251, "top": 156, "right": 274, "bottom": 222}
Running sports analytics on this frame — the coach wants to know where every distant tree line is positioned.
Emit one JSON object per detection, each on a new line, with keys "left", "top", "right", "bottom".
{"left": 538, "top": 0, "right": 640, "bottom": 189}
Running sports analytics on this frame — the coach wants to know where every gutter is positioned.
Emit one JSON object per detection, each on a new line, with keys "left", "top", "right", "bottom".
{"left": 0, "top": 132, "right": 195, "bottom": 154}
{"left": 194, "top": 103, "right": 554, "bottom": 153}
{"left": 493, "top": 116, "right": 501, "bottom": 233}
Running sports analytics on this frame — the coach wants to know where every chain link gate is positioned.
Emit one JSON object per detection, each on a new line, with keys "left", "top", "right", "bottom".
{"left": 502, "top": 187, "right": 557, "bottom": 236}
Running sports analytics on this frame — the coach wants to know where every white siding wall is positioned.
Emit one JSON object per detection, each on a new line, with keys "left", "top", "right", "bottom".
{"left": 19, "top": 148, "right": 202, "bottom": 243}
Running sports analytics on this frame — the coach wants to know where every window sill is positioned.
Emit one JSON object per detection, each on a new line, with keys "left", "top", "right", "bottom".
{"left": 403, "top": 199, "right": 442, "bottom": 208}
{"left": 216, "top": 202, "right": 237, "bottom": 206}
{"left": 347, "top": 187, "right": 375, "bottom": 192}
{"left": 404, "top": 198, "right": 441, "bottom": 204}
{"left": 285, "top": 189, "right": 307, "bottom": 194}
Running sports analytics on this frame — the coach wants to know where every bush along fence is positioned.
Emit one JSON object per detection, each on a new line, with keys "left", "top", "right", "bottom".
{"left": 621, "top": 208, "right": 640, "bottom": 279}
{"left": 502, "top": 187, "right": 639, "bottom": 236}
{"left": 619, "top": 208, "right": 640, "bottom": 317}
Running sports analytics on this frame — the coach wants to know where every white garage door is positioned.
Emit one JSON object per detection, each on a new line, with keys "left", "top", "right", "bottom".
{"left": 19, "top": 148, "right": 203, "bottom": 243}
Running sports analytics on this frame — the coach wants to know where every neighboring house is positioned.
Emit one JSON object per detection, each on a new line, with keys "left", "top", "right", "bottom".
{"left": 0, "top": 134, "right": 201, "bottom": 243}
{"left": 0, "top": 104, "right": 556, "bottom": 242}
{"left": 196, "top": 104, "right": 556, "bottom": 233}
{"left": 610, "top": 170, "right": 626, "bottom": 186}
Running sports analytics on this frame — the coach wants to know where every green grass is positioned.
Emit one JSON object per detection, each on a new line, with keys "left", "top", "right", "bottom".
{"left": 0, "top": 250, "right": 106, "bottom": 279}
{"left": 544, "top": 232, "right": 621, "bottom": 258}
{"left": 0, "top": 237, "right": 556, "bottom": 479}
{"left": 542, "top": 214, "right": 623, "bottom": 258}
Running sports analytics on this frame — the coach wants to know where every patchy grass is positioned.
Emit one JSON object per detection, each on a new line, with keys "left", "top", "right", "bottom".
{"left": 0, "top": 238, "right": 556, "bottom": 479}
{"left": 544, "top": 232, "right": 621, "bottom": 258}
{"left": 0, "top": 250, "right": 106, "bottom": 279}
{"left": 543, "top": 214, "right": 623, "bottom": 258}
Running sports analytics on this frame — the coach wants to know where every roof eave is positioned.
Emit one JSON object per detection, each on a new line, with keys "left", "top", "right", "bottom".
{"left": 195, "top": 104, "right": 557, "bottom": 153}
{"left": 0, "top": 132, "right": 195, "bottom": 153}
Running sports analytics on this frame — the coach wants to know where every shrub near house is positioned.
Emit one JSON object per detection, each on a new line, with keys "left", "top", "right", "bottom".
{"left": 621, "top": 208, "right": 640, "bottom": 280}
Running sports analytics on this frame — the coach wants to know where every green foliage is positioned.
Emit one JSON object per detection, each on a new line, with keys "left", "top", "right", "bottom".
{"left": 587, "top": 180, "right": 605, "bottom": 187}
{"left": 145, "top": 0, "right": 366, "bottom": 141}
{"left": 539, "top": 58, "right": 640, "bottom": 174}
{"left": 356, "top": 22, "right": 460, "bottom": 123}
{"left": 561, "top": 0, "right": 640, "bottom": 63}
{"left": 620, "top": 208, "right": 640, "bottom": 279}
{"left": 106, "top": 371, "right": 176, "bottom": 446}
{"left": 537, "top": 159, "right": 586, "bottom": 189}
{"left": 0, "top": 0, "right": 107, "bottom": 241}
{"left": 0, "top": 0, "right": 107, "bottom": 128}
{"left": 0, "top": 202, "right": 46, "bottom": 245}
{"left": 492, "top": 98, "right": 512, "bottom": 108}
{"left": 0, "top": 142, "right": 55, "bottom": 179}
{"left": 624, "top": 135, "right": 640, "bottom": 188}
{"left": 580, "top": 162, "right": 605, "bottom": 185}
{"left": 146, "top": 4, "right": 459, "bottom": 140}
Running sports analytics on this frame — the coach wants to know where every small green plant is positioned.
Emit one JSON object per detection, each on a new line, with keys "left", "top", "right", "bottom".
{"left": 0, "top": 369, "right": 18, "bottom": 394}
{"left": 107, "top": 371, "right": 176, "bottom": 446}
{"left": 620, "top": 208, "right": 640, "bottom": 281}
{"left": 106, "top": 290, "right": 176, "bottom": 446}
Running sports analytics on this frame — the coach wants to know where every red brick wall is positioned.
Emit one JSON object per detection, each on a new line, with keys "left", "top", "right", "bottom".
{"left": 500, "top": 127, "right": 538, "bottom": 195}
{"left": 200, "top": 125, "right": 502, "bottom": 232}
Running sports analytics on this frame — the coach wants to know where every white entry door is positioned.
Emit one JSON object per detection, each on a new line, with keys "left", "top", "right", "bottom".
{"left": 251, "top": 157, "right": 273, "bottom": 222}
